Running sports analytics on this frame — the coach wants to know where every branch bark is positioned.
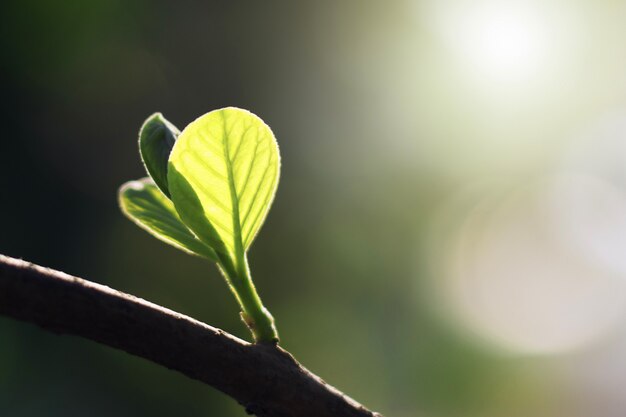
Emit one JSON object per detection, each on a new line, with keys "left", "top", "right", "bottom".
{"left": 0, "top": 254, "right": 383, "bottom": 417}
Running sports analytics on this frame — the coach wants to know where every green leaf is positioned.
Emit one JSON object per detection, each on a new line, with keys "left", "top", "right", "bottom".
{"left": 139, "top": 113, "right": 180, "bottom": 197}
{"left": 119, "top": 178, "right": 217, "bottom": 261}
{"left": 167, "top": 107, "right": 280, "bottom": 265}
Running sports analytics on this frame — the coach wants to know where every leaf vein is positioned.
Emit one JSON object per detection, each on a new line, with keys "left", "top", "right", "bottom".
{"left": 231, "top": 123, "right": 255, "bottom": 163}
{"left": 240, "top": 148, "right": 274, "bottom": 229}
{"left": 235, "top": 133, "right": 262, "bottom": 199}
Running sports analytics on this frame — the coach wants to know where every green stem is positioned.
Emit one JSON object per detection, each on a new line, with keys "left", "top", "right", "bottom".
{"left": 217, "top": 254, "right": 278, "bottom": 343}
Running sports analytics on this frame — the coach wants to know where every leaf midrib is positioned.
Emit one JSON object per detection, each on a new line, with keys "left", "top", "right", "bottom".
{"left": 221, "top": 111, "right": 245, "bottom": 267}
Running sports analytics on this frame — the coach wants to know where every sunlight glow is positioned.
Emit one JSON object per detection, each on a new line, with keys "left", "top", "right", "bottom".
{"left": 432, "top": 1, "right": 555, "bottom": 85}
{"left": 463, "top": 8, "right": 545, "bottom": 80}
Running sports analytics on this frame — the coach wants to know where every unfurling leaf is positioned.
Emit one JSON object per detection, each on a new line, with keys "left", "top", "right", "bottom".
{"left": 139, "top": 113, "right": 180, "bottom": 197}
{"left": 167, "top": 107, "right": 280, "bottom": 267}
{"left": 119, "top": 178, "right": 217, "bottom": 261}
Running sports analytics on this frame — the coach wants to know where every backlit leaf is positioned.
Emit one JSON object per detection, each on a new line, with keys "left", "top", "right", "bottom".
{"left": 167, "top": 107, "right": 280, "bottom": 265}
{"left": 119, "top": 178, "right": 217, "bottom": 261}
{"left": 139, "top": 113, "right": 180, "bottom": 197}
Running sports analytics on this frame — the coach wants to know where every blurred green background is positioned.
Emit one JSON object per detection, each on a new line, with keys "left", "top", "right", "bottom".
{"left": 3, "top": 1, "right": 626, "bottom": 416}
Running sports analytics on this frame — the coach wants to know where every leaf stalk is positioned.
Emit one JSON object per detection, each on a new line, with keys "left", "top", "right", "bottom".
{"left": 217, "top": 254, "right": 278, "bottom": 343}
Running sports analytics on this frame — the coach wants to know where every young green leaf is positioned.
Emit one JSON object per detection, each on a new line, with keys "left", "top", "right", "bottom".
{"left": 139, "top": 113, "right": 180, "bottom": 197}
{"left": 167, "top": 107, "right": 280, "bottom": 267}
{"left": 119, "top": 178, "right": 217, "bottom": 261}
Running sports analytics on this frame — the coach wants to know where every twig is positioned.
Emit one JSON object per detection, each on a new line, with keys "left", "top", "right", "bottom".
{"left": 0, "top": 254, "right": 383, "bottom": 417}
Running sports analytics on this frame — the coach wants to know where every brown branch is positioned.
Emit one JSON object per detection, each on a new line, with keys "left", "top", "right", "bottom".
{"left": 0, "top": 254, "right": 383, "bottom": 417}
